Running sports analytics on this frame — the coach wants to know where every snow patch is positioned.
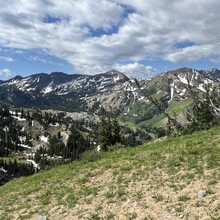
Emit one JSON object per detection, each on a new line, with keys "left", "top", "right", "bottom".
{"left": 26, "top": 159, "right": 39, "bottom": 169}
{"left": 12, "top": 115, "right": 26, "bottom": 121}
{"left": 179, "top": 88, "right": 186, "bottom": 96}
{"left": 26, "top": 87, "right": 36, "bottom": 91}
{"left": 168, "top": 81, "right": 175, "bottom": 103}
{"left": 179, "top": 75, "right": 188, "bottom": 84}
{"left": 138, "top": 96, "right": 144, "bottom": 101}
{"left": 0, "top": 167, "right": 7, "bottom": 173}
{"left": 19, "top": 136, "right": 26, "bottom": 142}
{"left": 113, "top": 75, "right": 120, "bottom": 83}
{"left": 3, "top": 126, "right": 9, "bottom": 132}
{"left": 198, "top": 84, "right": 205, "bottom": 92}
{"left": 96, "top": 145, "right": 101, "bottom": 152}
{"left": 157, "top": 90, "right": 162, "bottom": 94}
{"left": 49, "top": 122, "right": 60, "bottom": 127}
{"left": 20, "top": 144, "right": 31, "bottom": 149}
{"left": 40, "top": 135, "right": 49, "bottom": 143}
{"left": 43, "top": 81, "right": 54, "bottom": 94}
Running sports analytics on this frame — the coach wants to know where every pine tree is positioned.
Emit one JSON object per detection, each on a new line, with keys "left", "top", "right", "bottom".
{"left": 112, "top": 117, "right": 121, "bottom": 144}
{"left": 98, "top": 116, "right": 122, "bottom": 151}
{"left": 98, "top": 116, "right": 109, "bottom": 151}
{"left": 20, "top": 108, "right": 24, "bottom": 118}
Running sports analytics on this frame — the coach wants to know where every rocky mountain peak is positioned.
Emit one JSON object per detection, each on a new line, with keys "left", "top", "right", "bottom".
{"left": 50, "top": 72, "right": 68, "bottom": 77}
{"left": 98, "top": 69, "right": 129, "bottom": 81}
{"left": 0, "top": 67, "right": 220, "bottom": 114}
{"left": 13, "top": 75, "right": 24, "bottom": 80}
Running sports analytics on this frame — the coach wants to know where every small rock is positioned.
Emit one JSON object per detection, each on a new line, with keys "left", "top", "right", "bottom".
{"left": 170, "top": 208, "right": 175, "bottom": 214}
{"left": 198, "top": 190, "right": 206, "bottom": 199}
{"left": 132, "top": 202, "right": 138, "bottom": 207}
{"left": 64, "top": 212, "right": 69, "bottom": 216}
{"left": 37, "top": 216, "right": 47, "bottom": 220}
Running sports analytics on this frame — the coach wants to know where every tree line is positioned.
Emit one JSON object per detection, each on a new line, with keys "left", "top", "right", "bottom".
{"left": 0, "top": 159, "right": 35, "bottom": 186}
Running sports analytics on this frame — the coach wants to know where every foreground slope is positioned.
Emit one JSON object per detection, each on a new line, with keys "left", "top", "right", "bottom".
{"left": 0, "top": 127, "right": 220, "bottom": 220}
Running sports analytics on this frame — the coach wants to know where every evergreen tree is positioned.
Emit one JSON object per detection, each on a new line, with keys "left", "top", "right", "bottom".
{"left": 112, "top": 117, "right": 121, "bottom": 144}
{"left": 98, "top": 117, "right": 108, "bottom": 151}
{"left": 20, "top": 108, "right": 24, "bottom": 118}
{"left": 98, "top": 116, "right": 122, "bottom": 151}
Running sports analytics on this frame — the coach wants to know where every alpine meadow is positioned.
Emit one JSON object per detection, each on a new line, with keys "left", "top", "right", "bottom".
{"left": 1, "top": 1, "right": 220, "bottom": 220}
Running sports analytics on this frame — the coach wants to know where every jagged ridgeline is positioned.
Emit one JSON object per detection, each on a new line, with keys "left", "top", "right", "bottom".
{"left": 0, "top": 68, "right": 220, "bottom": 124}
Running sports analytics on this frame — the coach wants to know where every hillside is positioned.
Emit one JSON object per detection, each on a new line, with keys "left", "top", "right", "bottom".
{"left": 0, "top": 126, "right": 220, "bottom": 220}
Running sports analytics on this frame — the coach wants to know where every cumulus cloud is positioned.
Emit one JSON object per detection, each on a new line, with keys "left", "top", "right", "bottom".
{"left": 0, "top": 68, "right": 13, "bottom": 78}
{"left": 0, "top": 0, "right": 220, "bottom": 76}
{"left": 0, "top": 56, "right": 14, "bottom": 62}
{"left": 113, "top": 63, "right": 156, "bottom": 78}
{"left": 165, "top": 44, "right": 220, "bottom": 63}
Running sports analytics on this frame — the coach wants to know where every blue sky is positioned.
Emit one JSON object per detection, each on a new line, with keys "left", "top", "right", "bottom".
{"left": 0, "top": 0, "right": 220, "bottom": 80}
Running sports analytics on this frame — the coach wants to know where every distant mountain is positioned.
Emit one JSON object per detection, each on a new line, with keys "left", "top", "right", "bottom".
{"left": 137, "top": 68, "right": 220, "bottom": 125}
{"left": 0, "top": 70, "right": 136, "bottom": 112}
{"left": 145, "top": 68, "right": 214, "bottom": 102}
{"left": 1, "top": 68, "right": 220, "bottom": 126}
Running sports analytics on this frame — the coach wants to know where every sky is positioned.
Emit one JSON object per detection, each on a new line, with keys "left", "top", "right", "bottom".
{"left": 0, "top": 0, "right": 220, "bottom": 80}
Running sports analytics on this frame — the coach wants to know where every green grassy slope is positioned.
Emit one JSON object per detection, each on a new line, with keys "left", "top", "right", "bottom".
{"left": 142, "top": 98, "right": 192, "bottom": 128}
{"left": 1, "top": 126, "right": 220, "bottom": 219}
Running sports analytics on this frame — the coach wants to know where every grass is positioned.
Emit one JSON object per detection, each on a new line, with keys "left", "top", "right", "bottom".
{"left": 178, "top": 195, "right": 191, "bottom": 202}
{"left": 145, "top": 98, "right": 193, "bottom": 127}
{"left": 1, "top": 126, "right": 220, "bottom": 219}
{"left": 166, "top": 98, "right": 193, "bottom": 115}
{"left": 152, "top": 194, "right": 164, "bottom": 202}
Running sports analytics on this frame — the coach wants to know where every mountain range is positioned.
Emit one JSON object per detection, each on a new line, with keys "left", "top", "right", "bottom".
{"left": 1, "top": 67, "right": 220, "bottom": 127}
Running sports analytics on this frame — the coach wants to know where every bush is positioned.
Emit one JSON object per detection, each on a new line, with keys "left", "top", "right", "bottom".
{"left": 82, "top": 150, "right": 102, "bottom": 162}
{"left": 107, "top": 143, "right": 126, "bottom": 151}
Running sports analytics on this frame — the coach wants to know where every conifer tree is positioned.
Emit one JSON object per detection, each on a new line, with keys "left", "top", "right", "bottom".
{"left": 98, "top": 116, "right": 108, "bottom": 151}
{"left": 112, "top": 117, "right": 121, "bottom": 144}
{"left": 98, "top": 116, "right": 122, "bottom": 151}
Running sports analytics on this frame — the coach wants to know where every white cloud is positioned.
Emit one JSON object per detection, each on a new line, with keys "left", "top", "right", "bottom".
{"left": 0, "top": 68, "right": 13, "bottom": 78}
{"left": 165, "top": 44, "right": 220, "bottom": 63}
{"left": 0, "top": 0, "right": 220, "bottom": 76}
{"left": 15, "top": 50, "right": 24, "bottom": 54}
{"left": 113, "top": 63, "right": 156, "bottom": 78}
{"left": 28, "top": 55, "right": 63, "bottom": 66}
{"left": 0, "top": 56, "right": 14, "bottom": 62}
